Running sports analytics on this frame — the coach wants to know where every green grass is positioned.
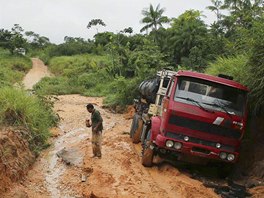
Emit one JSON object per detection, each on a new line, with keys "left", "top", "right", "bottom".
{"left": 33, "top": 76, "right": 85, "bottom": 95}
{"left": 34, "top": 53, "right": 154, "bottom": 108}
{"left": 34, "top": 54, "right": 114, "bottom": 97}
{"left": 0, "top": 48, "right": 32, "bottom": 86}
{"left": 48, "top": 54, "right": 112, "bottom": 76}
{"left": 0, "top": 87, "right": 58, "bottom": 155}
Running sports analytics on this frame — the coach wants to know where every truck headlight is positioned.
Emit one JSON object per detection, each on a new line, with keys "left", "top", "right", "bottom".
{"left": 216, "top": 143, "right": 221, "bottom": 149}
{"left": 166, "top": 140, "right": 174, "bottom": 148}
{"left": 174, "top": 142, "right": 182, "bottom": 150}
{"left": 227, "top": 154, "right": 235, "bottom": 161}
{"left": 220, "top": 152, "right": 227, "bottom": 159}
{"left": 184, "top": 136, "right": 189, "bottom": 142}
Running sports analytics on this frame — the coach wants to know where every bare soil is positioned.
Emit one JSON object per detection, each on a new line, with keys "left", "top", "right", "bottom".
{"left": 0, "top": 127, "right": 35, "bottom": 195}
{"left": 1, "top": 58, "right": 263, "bottom": 198}
{"left": 22, "top": 58, "right": 52, "bottom": 90}
{"left": 2, "top": 95, "right": 218, "bottom": 198}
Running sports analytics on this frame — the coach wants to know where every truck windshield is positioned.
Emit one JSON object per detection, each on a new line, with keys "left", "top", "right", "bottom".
{"left": 174, "top": 77, "right": 247, "bottom": 116}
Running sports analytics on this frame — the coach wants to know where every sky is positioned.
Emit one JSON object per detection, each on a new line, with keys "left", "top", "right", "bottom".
{"left": 0, "top": 0, "right": 216, "bottom": 44}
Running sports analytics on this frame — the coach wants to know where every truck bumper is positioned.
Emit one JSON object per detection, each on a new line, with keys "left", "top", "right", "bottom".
{"left": 155, "top": 134, "right": 239, "bottom": 163}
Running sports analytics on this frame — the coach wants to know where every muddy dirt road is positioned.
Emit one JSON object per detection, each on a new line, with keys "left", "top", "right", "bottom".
{"left": 22, "top": 58, "right": 52, "bottom": 89}
{"left": 5, "top": 95, "right": 218, "bottom": 198}
{"left": 1, "top": 58, "right": 220, "bottom": 197}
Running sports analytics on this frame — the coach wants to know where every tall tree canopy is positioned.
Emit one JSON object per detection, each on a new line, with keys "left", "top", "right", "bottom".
{"left": 0, "top": 24, "right": 26, "bottom": 54}
{"left": 87, "top": 19, "right": 106, "bottom": 33}
{"left": 140, "top": 4, "right": 170, "bottom": 34}
{"left": 25, "top": 31, "right": 50, "bottom": 49}
{"left": 168, "top": 10, "right": 209, "bottom": 70}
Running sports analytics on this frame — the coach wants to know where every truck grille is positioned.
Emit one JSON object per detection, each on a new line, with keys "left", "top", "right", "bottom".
{"left": 166, "top": 132, "right": 235, "bottom": 152}
{"left": 169, "top": 115, "right": 241, "bottom": 139}
{"left": 192, "top": 147, "right": 210, "bottom": 154}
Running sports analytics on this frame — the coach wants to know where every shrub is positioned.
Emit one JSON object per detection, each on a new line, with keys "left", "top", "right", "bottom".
{"left": 245, "top": 19, "right": 264, "bottom": 113}
{"left": 205, "top": 54, "right": 249, "bottom": 85}
{"left": 103, "top": 77, "right": 141, "bottom": 107}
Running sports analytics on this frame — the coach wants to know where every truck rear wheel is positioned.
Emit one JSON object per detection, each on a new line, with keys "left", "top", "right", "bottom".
{"left": 132, "top": 118, "right": 143, "bottom": 144}
{"left": 141, "top": 130, "right": 154, "bottom": 167}
{"left": 130, "top": 114, "right": 138, "bottom": 138}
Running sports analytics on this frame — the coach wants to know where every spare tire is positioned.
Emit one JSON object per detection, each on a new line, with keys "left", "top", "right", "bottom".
{"left": 138, "top": 78, "right": 160, "bottom": 103}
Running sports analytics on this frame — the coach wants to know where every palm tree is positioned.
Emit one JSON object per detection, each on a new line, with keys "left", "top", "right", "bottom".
{"left": 207, "top": 0, "right": 225, "bottom": 22}
{"left": 87, "top": 19, "right": 106, "bottom": 34}
{"left": 140, "top": 4, "right": 169, "bottom": 34}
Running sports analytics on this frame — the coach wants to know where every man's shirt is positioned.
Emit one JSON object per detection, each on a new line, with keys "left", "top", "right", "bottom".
{"left": 91, "top": 109, "right": 103, "bottom": 131}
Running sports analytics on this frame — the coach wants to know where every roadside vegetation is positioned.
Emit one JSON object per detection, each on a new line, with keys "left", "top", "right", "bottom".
{"left": 28, "top": 1, "right": 264, "bottom": 112}
{"left": 0, "top": 49, "right": 57, "bottom": 155}
{"left": 0, "top": 48, "right": 32, "bottom": 87}
{"left": 0, "top": 87, "right": 58, "bottom": 154}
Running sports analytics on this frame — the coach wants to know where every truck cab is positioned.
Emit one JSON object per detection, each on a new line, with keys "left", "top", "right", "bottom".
{"left": 141, "top": 70, "right": 249, "bottom": 167}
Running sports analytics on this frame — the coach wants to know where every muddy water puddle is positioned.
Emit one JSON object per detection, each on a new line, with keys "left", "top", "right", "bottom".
{"left": 44, "top": 119, "right": 118, "bottom": 198}
{"left": 45, "top": 126, "right": 87, "bottom": 198}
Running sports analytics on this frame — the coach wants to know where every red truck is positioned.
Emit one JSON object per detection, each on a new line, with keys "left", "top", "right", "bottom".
{"left": 131, "top": 70, "right": 249, "bottom": 170}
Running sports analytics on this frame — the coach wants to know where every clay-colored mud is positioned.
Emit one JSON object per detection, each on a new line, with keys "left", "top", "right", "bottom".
{"left": 22, "top": 58, "right": 52, "bottom": 89}
{"left": 3, "top": 95, "right": 219, "bottom": 198}
{"left": 2, "top": 58, "right": 219, "bottom": 197}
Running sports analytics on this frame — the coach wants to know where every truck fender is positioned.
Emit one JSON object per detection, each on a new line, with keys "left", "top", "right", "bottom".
{"left": 150, "top": 116, "right": 161, "bottom": 141}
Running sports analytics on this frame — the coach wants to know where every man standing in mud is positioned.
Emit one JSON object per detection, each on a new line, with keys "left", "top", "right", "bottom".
{"left": 86, "top": 103, "right": 103, "bottom": 158}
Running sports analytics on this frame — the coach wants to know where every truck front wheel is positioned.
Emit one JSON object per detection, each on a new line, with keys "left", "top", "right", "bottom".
{"left": 141, "top": 130, "right": 154, "bottom": 167}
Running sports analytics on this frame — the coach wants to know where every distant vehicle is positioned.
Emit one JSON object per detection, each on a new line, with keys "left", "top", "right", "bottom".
{"left": 14, "top": 48, "right": 26, "bottom": 55}
{"left": 130, "top": 69, "right": 249, "bottom": 170}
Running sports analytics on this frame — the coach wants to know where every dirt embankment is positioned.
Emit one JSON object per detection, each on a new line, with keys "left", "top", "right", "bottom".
{"left": 0, "top": 58, "right": 52, "bottom": 196}
{"left": 0, "top": 127, "right": 35, "bottom": 194}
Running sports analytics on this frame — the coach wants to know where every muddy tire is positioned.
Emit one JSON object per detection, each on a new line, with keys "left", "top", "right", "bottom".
{"left": 141, "top": 130, "right": 154, "bottom": 167}
{"left": 132, "top": 118, "right": 143, "bottom": 144}
{"left": 140, "top": 124, "right": 149, "bottom": 143}
{"left": 130, "top": 114, "right": 139, "bottom": 138}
